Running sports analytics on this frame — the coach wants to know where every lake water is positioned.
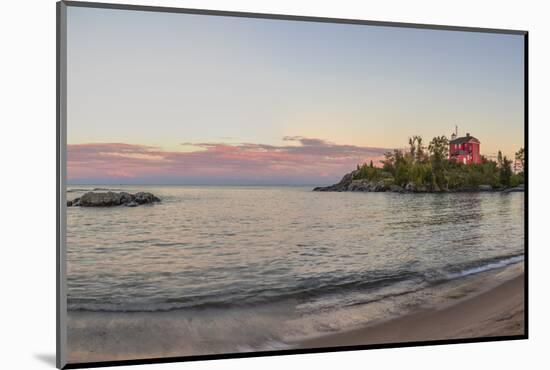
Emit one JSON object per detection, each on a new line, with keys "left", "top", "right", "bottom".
{"left": 66, "top": 186, "right": 524, "bottom": 353}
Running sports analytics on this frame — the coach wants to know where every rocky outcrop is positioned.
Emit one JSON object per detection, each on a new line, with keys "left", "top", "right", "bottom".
{"left": 404, "top": 182, "right": 430, "bottom": 193}
{"left": 313, "top": 170, "right": 525, "bottom": 194}
{"left": 348, "top": 179, "right": 388, "bottom": 192}
{"left": 389, "top": 184, "right": 405, "bottom": 193}
{"left": 313, "top": 171, "right": 395, "bottom": 193}
{"left": 67, "top": 191, "right": 160, "bottom": 207}
{"left": 313, "top": 171, "right": 356, "bottom": 192}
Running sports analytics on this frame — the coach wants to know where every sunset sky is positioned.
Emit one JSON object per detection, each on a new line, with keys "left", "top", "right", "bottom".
{"left": 67, "top": 6, "right": 524, "bottom": 185}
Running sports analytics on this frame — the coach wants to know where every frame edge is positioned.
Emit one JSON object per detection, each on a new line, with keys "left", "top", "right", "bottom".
{"left": 62, "top": 0, "right": 527, "bottom": 35}
{"left": 57, "top": 1, "right": 68, "bottom": 369}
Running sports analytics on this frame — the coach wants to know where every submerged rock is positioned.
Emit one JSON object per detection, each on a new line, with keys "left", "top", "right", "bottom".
{"left": 67, "top": 191, "right": 160, "bottom": 207}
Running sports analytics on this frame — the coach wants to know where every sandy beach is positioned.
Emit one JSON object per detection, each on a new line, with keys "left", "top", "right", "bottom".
{"left": 67, "top": 262, "right": 525, "bottom": 364}
{"left": 298, "top": 270, "right": 525, "bottom": 349}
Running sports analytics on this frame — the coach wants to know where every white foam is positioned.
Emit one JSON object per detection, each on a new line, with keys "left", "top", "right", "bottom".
{"left": 447, "top": 255, "right": 524, "bottom": 279}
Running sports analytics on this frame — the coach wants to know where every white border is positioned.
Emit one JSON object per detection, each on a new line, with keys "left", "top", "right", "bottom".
{"left": 2, "top": 1, "right": 548, "bottom": 369}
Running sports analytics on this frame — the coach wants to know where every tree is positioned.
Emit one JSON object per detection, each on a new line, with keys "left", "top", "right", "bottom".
{"left": 382, "top": 151, "right": 396, "bottom": 175}
{"left": 497, "top": 151, "right": 513, "bottom": 187}
{"left": 395, "top": 162, "right": 409, "bottom": 186}
{"left": 428, "top": 136, "right": 449, "bottom": 160}
{"left": 408, "top": 135, "right": 425, "bottom": 163}
{"left": 415, "top": 136, "right": 425, "bottom": 162}
{"left": 428, "top": 136, "right": 449, "bottom": 189}
{"left": 408, "top": 137, "right": 416, "bottom": 159}
{"left": 348, "top": 135, "right": 523, "bottom": 191}
{"left": 515, "top": 147, "right": 525, "bottom": 174}
{"left": 382, "top": 149, "right": 405, "bottom": 176}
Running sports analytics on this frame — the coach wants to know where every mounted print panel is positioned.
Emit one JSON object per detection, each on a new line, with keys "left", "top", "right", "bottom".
{"left": 57, "top": 1, "right": 527, "bottom": 368}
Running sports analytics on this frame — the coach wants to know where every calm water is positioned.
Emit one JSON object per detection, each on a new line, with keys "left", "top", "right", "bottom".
{"left": 66, "top": 186, "right": 524, "bottom": 349}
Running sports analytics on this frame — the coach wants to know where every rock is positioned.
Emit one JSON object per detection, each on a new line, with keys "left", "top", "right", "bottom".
{"left": 417, "top": 185, "right": 428, "bottom": 193}
{"left": 68, "top": 197, "right": 81, "bottom": 207}
{"left": 314, "top": 168, "right": 400, "bottom": 192}
{"left": 405, "top": 182, "right": 417, "bottom": 192}
{"left": 373, "top": 180, "right": 387, "bottom": 192}
{"left": 389, "top": 185, "right": 404, "bottom": 192}
{"left": 450, "top": 186, "right": 476, "bottom": 192}
{"left": 478, "top": 184, "right": 493, "bottom": 191}
{"left": 346, "top": 179, "right": 390, "bottom": 192}
{"left": 402, "top": 182, "right": 429, "bottom": 193}
{"left": 67, "top": 191, "right": 160, "bottom": 207}
{"left": 313, "top": 170, "right": 357, "bottom": 192}
{"left": 118, "top": 192, "right": 134, "bottom": 204}
{"left": 348, "top": 179, "right": 369, "bottom": 192}
{"left": 78, "top": 191, "right": 122, "bottom": 207}
{"left": 502, "top": 186, "right": 525, "bottom": 193}
{"left": 134, "top": 192, "right": 161, "bottom": 204}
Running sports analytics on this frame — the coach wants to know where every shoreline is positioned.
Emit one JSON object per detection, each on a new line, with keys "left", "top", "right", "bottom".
{"left": 313, "top": 188, "right": 525, "bottom": 194}
{"left": 313, "top": 183, "right": 525, "bottom": 194}
{"left": 67, "top": 262, "right": 525, "bottom": 364}
{"left": 296, "top": 270, "right": 525, "bottom": 349}
{"left": 312, "top": 168, "right": 525, "bottom": 194}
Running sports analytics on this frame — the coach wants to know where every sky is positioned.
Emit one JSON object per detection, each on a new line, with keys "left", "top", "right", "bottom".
{"left": 66, "top": 6, "right": 525, "bottom": 185}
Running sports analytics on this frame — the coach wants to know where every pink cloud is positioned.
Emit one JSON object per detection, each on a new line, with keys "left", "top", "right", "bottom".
{"left": 67, "top": 138, "right": 389, "bottom": 184}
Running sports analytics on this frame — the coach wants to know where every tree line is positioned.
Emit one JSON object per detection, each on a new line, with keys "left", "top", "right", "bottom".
{"left": 354, "top": 135, "right": 524, "bottom": 190}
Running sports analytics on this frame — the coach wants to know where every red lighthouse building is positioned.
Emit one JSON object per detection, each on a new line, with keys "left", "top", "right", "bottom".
{"left": 449, "top": 131, "right": 481, "bottom": 165}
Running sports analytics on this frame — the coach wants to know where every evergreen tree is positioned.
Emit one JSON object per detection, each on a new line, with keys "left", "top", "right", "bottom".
{"left": 515, "top": 147, "right": 525, "bottom": 174}
{"left": 428, "top": 136, "right": 449, "bottom": 189}
{"left": 499, "top": 156, "right": 513, "bottom": 186}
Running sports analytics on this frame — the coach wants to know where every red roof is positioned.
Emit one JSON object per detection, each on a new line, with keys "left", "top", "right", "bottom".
{"left": 449, "top": 135, "right": 480, "bottom": 144}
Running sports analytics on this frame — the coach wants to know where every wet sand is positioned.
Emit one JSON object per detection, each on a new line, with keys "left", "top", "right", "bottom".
{"left": 298, "top": 272, "right": 525, "bottom": 349}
